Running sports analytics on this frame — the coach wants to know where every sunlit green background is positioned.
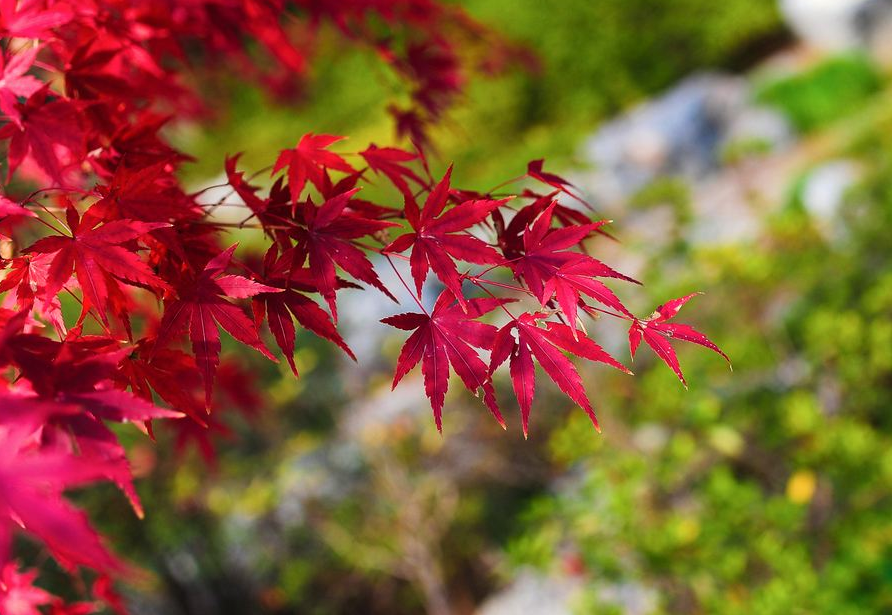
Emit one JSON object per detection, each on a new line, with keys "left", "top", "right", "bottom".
{"left": 77, "top": 1, "right": 892, "bottom": 613}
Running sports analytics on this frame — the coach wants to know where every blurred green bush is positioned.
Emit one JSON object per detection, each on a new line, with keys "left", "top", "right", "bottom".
{"left": 87, "top": 4, "right": 892, "bottom": 615}
{"left": 502, "top": 89, "right": 892, "bottom": 614}
{"left": 179, "top": 0, "right": 783, "bottom": 188}
{"left": 756, "top": 53, "right": 882, "bottom": 133}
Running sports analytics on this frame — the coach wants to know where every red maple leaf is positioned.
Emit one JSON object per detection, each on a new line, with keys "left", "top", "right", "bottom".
{"left": 0, "top": 253, "right": 64, "bottom": 335}
{"left": 154, "top": 244, "right": 279, "bottom": 407}
{"left": 629, "top": 293, "right": 730, "bottom": 386}
{"left": 512, "top": 203, "right": 635, "bottom": 334}
{"left": 6, "top": 332, "right": 182, "bottom": 514}
{"left": 0, "top": 0, "right": 72, "bottom": 38}
{"left": 384, "top": 166, "right": 505, "bottom": 302}
{"left": 26, "top": 206, "right": 170, "bottom": 327}
{"left": 118, "top": 340, "right": 205, "bottom": 422}
{"left": 293, "top": 188, "right": 396, "bottom": 321}
{"left": 490, "top": 314, "right": 630, "bottom": 436}
{"left": 273, "top": 133, "right": 357, "bottom": 202}
{"left": 252, "top": 245, "right": 355, "bottom": 375}
{"left": 359, "top": 144, "right": 426, "bottom": 199}
{"left": 0, "top": 563, "right": 53, "bottom": 615}
{"left": 61, "top": 38, "right": 135, "bottom": 101}
{"left": 0, "top": 416, "right": 126, "bottom": 574}
{"left": 0, "top": 47, "right": 42, "bottom": 124}
{"left": 91, "top": 161, "right": 198, "bottom": 223}
{"left": 382, "top": 290, "right": 507, "bottom": 432}
{"left": 0, "top": 88, "right": 83, "bottom": 184}
{"left": 526, "top": 159, "right": 588, "bottom": 205}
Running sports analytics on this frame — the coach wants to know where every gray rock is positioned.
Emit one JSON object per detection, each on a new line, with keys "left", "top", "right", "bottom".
{"left": 477, "top": 570, "right": 579, "bottom": 615}
{"left": 800, "top": 159, "right": 861, "bottom": 232}
{"left": 579, "top": 73, "right": 792, "bottom": 206}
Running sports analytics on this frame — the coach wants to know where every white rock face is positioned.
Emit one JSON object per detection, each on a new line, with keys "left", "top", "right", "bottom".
{"left": 781, "top": 0, "right": 865, "bottom": 50}
{"left": 476, "top": 571, "right": 579, "bottom": 615}
{"left": 780, "top": 0, "right": 892, "bottom": 53}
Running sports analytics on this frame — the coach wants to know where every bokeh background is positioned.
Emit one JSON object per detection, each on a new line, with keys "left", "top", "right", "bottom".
{"left": 82, "top": 1, "right": 892, "bottom": 613}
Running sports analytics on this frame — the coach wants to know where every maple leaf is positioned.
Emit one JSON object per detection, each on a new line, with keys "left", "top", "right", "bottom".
{"left": 0, "top": 47, "right": 42, "bottom": 125}
{"left": 629, "top": 293, "right": 730, "bottom": 386}
{"left": 382, "top": 290, "right": 507, "bottom": 432}
{"left": 0, "top": 253, "right": 65, "bottom": 334}
{"left": 273, "top": 133, "right": 357, "bottom": 203}
{"left": 293, "top": 188, "right": 396, "bottom": 321}
{"left": 0, "top": 194, "right": 35, "bottom": 218}
{"left": 252, "top": 245, "right": 355, "bottom": 375}
{"left": 490, "top": 314, "right": 630, "bottom": 436}
{"left": 62, "top": 38, "right": 135, "bottom": 102}
{"left": 384, "top": 166, "right": 506, "bottom": 303}
{"left": 389, "top": 105, "right": 430, "bottom": 150}
{"left": 154, "top": 244, "right": 280, "bottom": 407}
{"left": 91, "top": 161, "right": 198, "bottom": 223}
{"left": 225, "top": 154, "right": 269, "bottom": 216}
{"left": 0, "top": 0, "right": 72, "bottom": 38}
{"left": 526, "top": 159, "right": 589, "bottom": 206}
{"left": 6, "top": 333, "right": 182, "bottom": 514}
{"left": 0, "top": 419, "right": 126, "bottom": 574}
{"left": 0, "top": 88, "right": 83, "bottom": 185}
{"left": 26, "top": 207, "right": 170, "bottom": 327}
{"left": 0, "top": 563, "right": 53, "bottom": 615}
{"left": 359, "top": 144, "right": 426, "bottom": 198}
{"left": 118, "top": 340, "right": 205, "bottom": 422}
{"left": 512, "top": 203, "right": 635, "bottom": 334}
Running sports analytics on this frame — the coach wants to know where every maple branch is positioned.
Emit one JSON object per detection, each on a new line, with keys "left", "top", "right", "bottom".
{"left": 580, "top": 302, "right": 635, "bottom": 322}
{"left": 353, "top": 241, "right": 411, "bottom": 261}
{"left": 466, "top": 277, "right": 519, "bottom": 321}
{"left": 386, "top": 255, "right": 428, "bottom": 314}
{"left": 23, "top": 209, "right": 69, "bottom": 236}
{"left": 474, "top": 256, "right": 523, "bottom": 278}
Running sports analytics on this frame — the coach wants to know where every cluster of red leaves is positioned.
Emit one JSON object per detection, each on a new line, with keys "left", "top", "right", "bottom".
{"left": 0, "top": 1, "right": 725, "bottom": 612}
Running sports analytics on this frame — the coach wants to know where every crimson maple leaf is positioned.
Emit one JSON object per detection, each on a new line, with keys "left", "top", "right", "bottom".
{"left": 512, "top": 203, "right": 635, "bottom": 334}
{"left": 0, "top": 253, "right": 65, "bottom": 334}
{"left": 0, "top": 418, "right": 126, "bottom": 574}
{"left": 293, "top": 188, "right": 396, "bottom": 321}
{"left": 62, "top": 38, "right": 135, "bottom": 101}
{"left": 490, "top": 314, "right": 630, "bottom": 436}
{"left": 154, "top": 244, "right": 280, "bottom": 407}
{"left": 0, "top": 563, "right": 53, "bottom": 615}
{"left": 359, "top": 144, "right": 426, "bottom": 199}
{"left": 252, "top": 245, "right": 355, "bottom": 375}
{"left": 118, "top": 340, "right": 205, "bottom": 422}
{"left": 0, "top": 0, "right": 72, "bottom": 38}
{"left": 382, "top": 290, "right": 507, "bottom": 432}
{"left": 0, "top": 194, "right": 35, "bottom": 218}
{"left": 26, "top": 207, "right": 170, "bottom": 327}
{"left": 526, "top": 159, "right": 588, "bottom": 206}
{"left": 273, "top": 133, "right": 357, "bottom": 202}
{"left": 6, "top": 332, "right": 182, "bottom": 515}
{"left": 629, "top": 293, "right": 730, "bottom": 386}
{"left": 91, "top": 162, "right": 198, "bottom": 223}
{"left": 0, "top": 47, "right": 42, "bottom": 124}
{"left": 384, "top": 166, "right": 505, "bottom": 302}
{"left": 0, "top": 88, "right": 83, "bottom": 184}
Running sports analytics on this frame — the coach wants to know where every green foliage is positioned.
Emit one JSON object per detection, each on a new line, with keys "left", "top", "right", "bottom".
{"left": 180, "top": 0, "right": 782, "bottom": 188}
{"left": 503, "top": 99, "right": 892, "bottom": 613}
{"left": 755, "top": 54, "right": 883, "bottom": 133}
{"left": 90, "top": 5, "right": 892, "bottom": 614}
